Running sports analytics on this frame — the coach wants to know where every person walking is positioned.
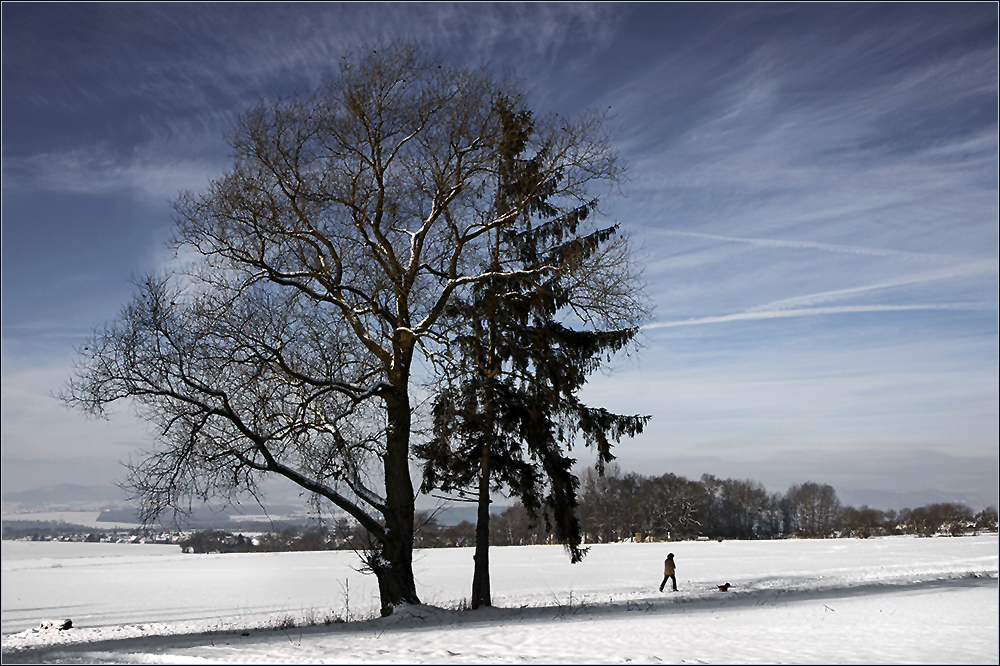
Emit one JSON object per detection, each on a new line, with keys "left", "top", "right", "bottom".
{"left": 659, "top": 552, "right": 677, "bottom": 592}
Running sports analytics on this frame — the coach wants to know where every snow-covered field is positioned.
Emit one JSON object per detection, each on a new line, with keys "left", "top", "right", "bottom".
{"left": 3, "top": 534, "right": 997, "bottom": 664}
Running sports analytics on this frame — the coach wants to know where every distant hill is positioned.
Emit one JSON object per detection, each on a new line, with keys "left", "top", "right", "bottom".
{"left": 431, "top": 505, "right": 509, "bottom": 526}
{"left": 1, "top": 483, "right": 517, "bottom": 529}
{"left": 837, "top": 485, "right": 997, "bottom": 513}
{"left": 1, "top": 483, "right": 128, "bottom": 512}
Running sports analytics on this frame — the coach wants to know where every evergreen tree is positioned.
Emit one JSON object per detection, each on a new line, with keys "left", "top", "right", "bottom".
{"left": 417, "top": 99, "right": 650, "bottom": 608}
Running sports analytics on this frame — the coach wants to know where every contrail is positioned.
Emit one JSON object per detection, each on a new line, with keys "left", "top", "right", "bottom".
{"left": 644, "top": 302, "right": 994, "bottom": 330}
{"left": 655, "top": 229, "right": 978, "bottom": 264}
{"left": 746, "top": 260, "right": 999, "bottom": 313}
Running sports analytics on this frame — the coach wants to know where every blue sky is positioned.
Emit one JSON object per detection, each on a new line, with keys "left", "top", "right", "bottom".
{"left": 2, "top": 3, "right": 997, "bottom": 510}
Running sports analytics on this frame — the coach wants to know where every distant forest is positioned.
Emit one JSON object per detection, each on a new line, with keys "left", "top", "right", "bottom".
{"left": 173, "top": 464, "right": 997, "bottom": 554}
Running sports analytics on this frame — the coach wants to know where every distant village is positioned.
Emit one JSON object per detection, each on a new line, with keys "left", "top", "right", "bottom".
{"left": 5, "top": 529, "right": 187, "bottom": 546}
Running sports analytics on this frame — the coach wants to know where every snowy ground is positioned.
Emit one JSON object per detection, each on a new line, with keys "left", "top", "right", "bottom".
{"left": 2, "top": 534, "right": 997, "bottom": 664}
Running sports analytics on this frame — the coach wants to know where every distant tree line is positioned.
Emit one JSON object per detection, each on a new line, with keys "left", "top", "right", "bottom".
{"left": 572, "top": 463, "right": 997, "bottom": 542}
{"left": 174, "top": 465, "right": 996, "bottom": 553}
{"left": 417, "top": 464, "right": 997, "bottom": 546}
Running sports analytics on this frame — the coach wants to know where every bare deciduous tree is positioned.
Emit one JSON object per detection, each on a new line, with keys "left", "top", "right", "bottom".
{"left": 64, "top": 43, "right": 629, "bottom": 616}
{"left": 644, "top": 473, "right": 703, "bottom": 539}
{"left": 785, "top": 481, "right": 841, "bottom": 537}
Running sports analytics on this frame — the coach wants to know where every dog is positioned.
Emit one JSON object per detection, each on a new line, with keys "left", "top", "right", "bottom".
{"left": 717, "top": 583, "right": 731, "bottom": 592}
{"left": 38, "top": 619, "right": 72, "bottom": 631}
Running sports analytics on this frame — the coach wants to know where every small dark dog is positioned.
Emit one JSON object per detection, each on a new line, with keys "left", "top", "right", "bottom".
{"left": 38, "top": 619, "right": 73, "bottom": 631}
{"left": 717, "top": 583, "right": 731, "bottom": 592}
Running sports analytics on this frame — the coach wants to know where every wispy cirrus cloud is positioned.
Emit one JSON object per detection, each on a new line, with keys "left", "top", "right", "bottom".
{"left": 608, "top": 11, "right": 998, "bottom": 251}
{"left": 2, "top": 148, "right": 221, "bottom": 202}
{"left": 604, "top": 12, "right": 997, "bottom": 337}
{"left": 5, "top": 3, "right": 624, "bottom": 123}
{"left": 4, "top": 4, "right": 625, "bottom": 201}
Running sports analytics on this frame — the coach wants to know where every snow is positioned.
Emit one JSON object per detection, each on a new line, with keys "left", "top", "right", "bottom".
{"left": 3, "top": 534, "right": 997, "bottom": 663}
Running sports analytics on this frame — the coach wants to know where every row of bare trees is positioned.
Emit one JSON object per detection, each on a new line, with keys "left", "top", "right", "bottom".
{"left": 417, "top": 485, "right": 997, "bottom": 547}
{"left": 566, "top": 464, "right": 996, "bottom": 541}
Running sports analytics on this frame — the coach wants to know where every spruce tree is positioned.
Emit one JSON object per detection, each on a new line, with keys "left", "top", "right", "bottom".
{"left": 417, "top": 99, "right": 649, "bottom": 609}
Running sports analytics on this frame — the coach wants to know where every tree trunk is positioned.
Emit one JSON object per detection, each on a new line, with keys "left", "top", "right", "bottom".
{"left": 377, "top": 385, "right": 419, "bottom": 616}
{"left": 471, "top": 441, "right": 492, "bottom": 609}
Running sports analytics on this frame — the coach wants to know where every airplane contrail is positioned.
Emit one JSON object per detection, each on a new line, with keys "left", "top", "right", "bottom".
{"left": 655, "top": 229, "right": 981, "bottom": 264}
{"left": 644, "top": 302, "right": 994, "bottom": 330}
